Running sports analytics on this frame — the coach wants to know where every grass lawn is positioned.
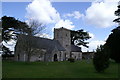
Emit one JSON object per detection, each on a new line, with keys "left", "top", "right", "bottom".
{"left": 2, "top": 60, "right": 119, "bottom": 78}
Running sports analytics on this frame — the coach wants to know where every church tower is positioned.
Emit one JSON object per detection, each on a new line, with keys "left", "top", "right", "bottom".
{"left": 54, "top": 27, "right": 71, "bottom": 59}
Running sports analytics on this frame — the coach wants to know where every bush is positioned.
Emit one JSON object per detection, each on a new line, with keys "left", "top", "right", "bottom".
{"left": 2, "top": 54, "right": 14, "bottom": 59}
{"left": 68, "top": 58, "right": 75, "bottom": 62}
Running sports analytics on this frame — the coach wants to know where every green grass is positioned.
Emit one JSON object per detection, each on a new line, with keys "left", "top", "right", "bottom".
{"left": 2, "top": 60, "right": 119, "bottom": 78}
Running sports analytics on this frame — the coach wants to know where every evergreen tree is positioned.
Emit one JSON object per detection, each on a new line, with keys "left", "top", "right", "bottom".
{"left": 105, "top": 2, "right": 120, "bottom": 63}
{"left": 1, "top": 16, "right": 29, "bottom": 57}
{"left": 1, "top": 16, "right": 29, "bottom": 42}
{"left": 71, "top": 29, "right": 91, "bottom": 48}
{"left": 93, "top": 45, "right": 110, "bottom": 72}
{"left": 106, "top": 26, "right": 120, "bottom": 63}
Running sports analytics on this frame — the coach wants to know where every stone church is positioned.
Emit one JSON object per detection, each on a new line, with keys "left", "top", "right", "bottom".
{"left": 14, "top": 27, "right": 82, "bottom": 62}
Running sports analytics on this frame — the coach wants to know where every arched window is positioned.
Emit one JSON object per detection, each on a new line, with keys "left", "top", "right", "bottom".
{"left": 18, "top": 54, "right": 20, "bottom": 61}
{"left": 65, "top": 53, "right": 66, "bottom": 60}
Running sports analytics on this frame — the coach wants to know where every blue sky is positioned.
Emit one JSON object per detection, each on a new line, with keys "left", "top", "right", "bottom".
{"left": 2, "top": 0, "right": 118, "bottom": 51}
{"left": 2, "top": 2, "right": 29, "bottom": 21}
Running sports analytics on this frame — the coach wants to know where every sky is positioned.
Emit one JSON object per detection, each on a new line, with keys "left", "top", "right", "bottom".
{"left": 2, "top": 0, "right": 119, "bottom": 52}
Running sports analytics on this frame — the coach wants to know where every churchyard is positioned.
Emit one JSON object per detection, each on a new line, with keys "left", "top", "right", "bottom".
{"left": 2, "top": 60, "right": 118, "bottom": 78}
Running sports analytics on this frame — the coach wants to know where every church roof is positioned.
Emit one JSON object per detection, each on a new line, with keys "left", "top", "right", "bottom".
{"left": 16, "top": 34, "right": 81, "bottom": 53}
{"left": 71, "top": 45, "right": 81, "bottom": 52}
{"left": 17, "top": 35, "right": 66, "bottom": 53}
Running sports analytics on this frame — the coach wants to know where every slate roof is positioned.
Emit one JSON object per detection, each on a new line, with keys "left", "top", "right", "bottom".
{"left": 17, "top": 35, "right": 66, "bottom": 53}
{"left": 71, "top": 45, "right": 81, "bottom": 52}
{"left": 17, "top": 35, "right": 81, "bottom": 53}
{"left": 82, "top": 52, "right": 94, "bottom": 54}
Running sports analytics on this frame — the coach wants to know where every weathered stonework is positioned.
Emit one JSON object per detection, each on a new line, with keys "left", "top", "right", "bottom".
{"left": 15, "top": 27, "right": 82, "bottom": 62}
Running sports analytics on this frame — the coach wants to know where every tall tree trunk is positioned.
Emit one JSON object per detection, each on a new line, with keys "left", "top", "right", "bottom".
{"left": 26, "top": 36, "right": 32, "bottom": 62}
{"left": 27, "top": 52, "right": 30, "bottom": 62}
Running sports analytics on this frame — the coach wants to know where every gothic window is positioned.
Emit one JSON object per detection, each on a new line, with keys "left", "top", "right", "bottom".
{"left": 24, "top": 54, "right": 26, "bottom": 61}
{"left": 78, "top": 53, "right": 80, "bottom": 57}
{"left": 75, "top": 56, "right": 76, "bottom": 59}
{"left": 18, "top": 54, "right": 20, "bottom": 61}
{"left": 60, "top": 52, "right": 61, "bottom": 57}
{"left": 66, "top": 34, "right": 67, "bottom": 36}
{"left": 65, "top": 53, "right": 67, "bottom": 60}
{"left": 59, "top": 53, "right": 61, "bottom": 61}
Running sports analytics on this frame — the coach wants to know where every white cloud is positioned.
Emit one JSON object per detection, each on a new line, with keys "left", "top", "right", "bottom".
{"left": 26, "top": 0, "right": 61, "bottom": 25}
{"left": 26, "top": 0, "right": 76, "bottom": 32}
{"left": 85, "top": 0, "right": 118, "bottom": 28}
{"left": 35, "top": 33, "right": 52, "bottom": 39}
{"left": 54, "top": 19, "right": 75, "bottom": 29}
{"left": 89, "top": 32, "right": 95, "bottom": 40}
{"left": 81, "top": 40, "right": 105, "bottom": 52}
{"left": 63, "top": 11, "right": 84, "bottom": 19}
{"left": 2, "top": 40, "right": 16, "bottom": 51}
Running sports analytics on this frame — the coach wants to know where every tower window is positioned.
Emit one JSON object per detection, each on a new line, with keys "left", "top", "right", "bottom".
{"left": 66, "top": 45, "right": 68, "bottom": 47}
{"left": 57, "top": 33, "right": 58, "bottom": 37}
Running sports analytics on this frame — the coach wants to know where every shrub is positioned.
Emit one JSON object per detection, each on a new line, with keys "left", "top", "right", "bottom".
{"left": 68, "top": 58, "right": 75, "bottom": 62}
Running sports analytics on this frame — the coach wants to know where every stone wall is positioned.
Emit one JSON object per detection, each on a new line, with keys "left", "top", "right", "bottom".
{"left": 82, "top": 52, "right": 94, "bottom": 59}
{"left": 72, "top": 52, "right": 82, "bottom": 60}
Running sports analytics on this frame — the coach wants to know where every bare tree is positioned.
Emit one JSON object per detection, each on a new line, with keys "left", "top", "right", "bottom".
{"left": 27, "top": 20, "right": 45, "bottom": 36}
{"left": 24, "top": 19, "right": 46, "bottom": 61}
